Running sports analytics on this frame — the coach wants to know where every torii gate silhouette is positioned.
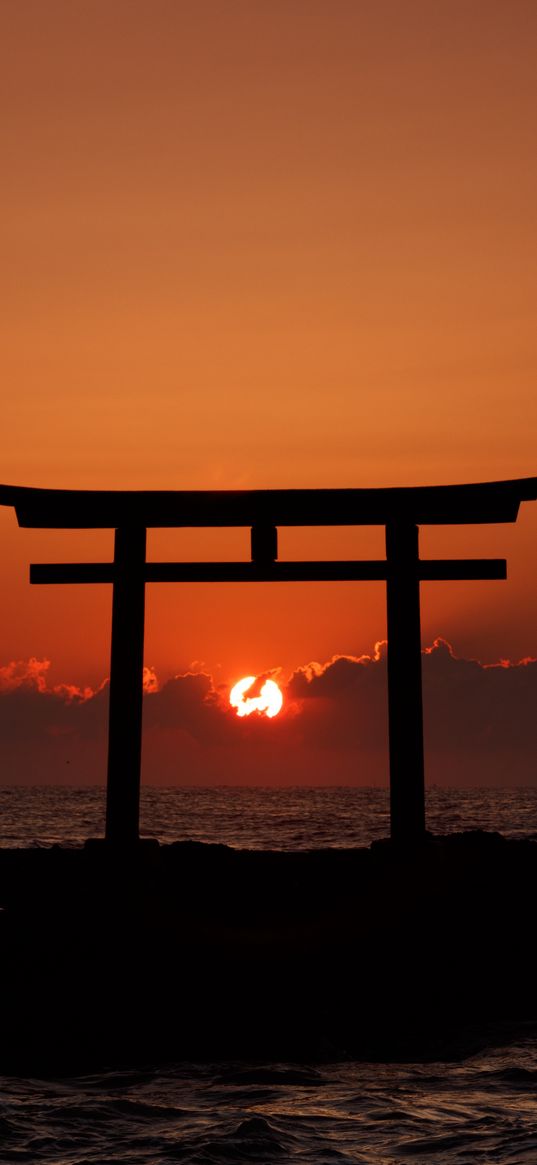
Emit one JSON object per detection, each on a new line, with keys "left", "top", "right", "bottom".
{"left": 1, "top": 478, "right": 536, "bottom": 846}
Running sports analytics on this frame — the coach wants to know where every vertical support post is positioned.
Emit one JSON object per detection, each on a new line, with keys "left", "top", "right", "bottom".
{"left": 105, "top": 525, "right": 147, "bottom": 845}
{"left": 251, "top": 523, "right": 278, "bottom": 565}
{"left": 385, "top": 522, "right": 426, "bottom": 843}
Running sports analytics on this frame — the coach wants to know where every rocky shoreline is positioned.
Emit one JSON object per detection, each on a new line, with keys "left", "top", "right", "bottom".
{"left": 0, "top": 831, "right": 535, "bottom": 1071}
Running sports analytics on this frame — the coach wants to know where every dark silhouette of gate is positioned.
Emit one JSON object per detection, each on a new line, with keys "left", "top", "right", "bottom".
{"left": 1, "top": 478, "right": 536, "bottom": 845}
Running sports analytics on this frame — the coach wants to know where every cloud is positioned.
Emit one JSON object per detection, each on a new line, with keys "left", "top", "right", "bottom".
{"left": 287, "top": 642, "right": 386, "bottom": 700}
{"left": 142, "top": 666, "right": 159, "bottom": 693}
{"left": 0, "top": 640, "right": 535, "bottom": 786}
{"left": 0, "top": 657, "right": 51, "bottom": 693}
{"left": 0, "top": 659, "right": 109, "bottom": 783}
{"left": 420, "top": 637, "right": 537, "bottom": 781}
{"left": 0, "top": 657, "right": 101, "bottom": 703}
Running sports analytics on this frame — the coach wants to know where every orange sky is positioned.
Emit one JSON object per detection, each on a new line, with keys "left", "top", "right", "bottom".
{"left": 1, "top": 0, "right": 537, "bottom": 692}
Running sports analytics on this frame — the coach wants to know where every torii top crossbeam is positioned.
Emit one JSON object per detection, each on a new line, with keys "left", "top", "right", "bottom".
{"left": 1, "top": 477, "right": 537, "bottom": 527}
{"left": 1, "top": 477, "right": 536, "bottom": 848}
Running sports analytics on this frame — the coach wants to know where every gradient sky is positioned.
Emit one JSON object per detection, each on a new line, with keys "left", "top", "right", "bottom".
{"left": 1, "top": 1, "right": 536, "bottom": 784}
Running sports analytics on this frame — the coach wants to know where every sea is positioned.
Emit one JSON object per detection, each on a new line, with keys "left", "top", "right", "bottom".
{"left": 1, "top": 784, "right": 537, "bottom": 850}
{"left": 1, "top": 784, "right": 537, "bottom": 1165}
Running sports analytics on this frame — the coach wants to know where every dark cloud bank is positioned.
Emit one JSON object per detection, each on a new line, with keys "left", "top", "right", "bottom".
{"left": 0, "top": 640, "right": 535, "bottom": 786}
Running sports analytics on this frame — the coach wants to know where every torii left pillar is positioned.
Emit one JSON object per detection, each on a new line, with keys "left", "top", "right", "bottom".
{"left": 385, "top": 522, "right": 426, "bottom": 844}
{"left": 105, "top": 526, "right": 147, "bottom": 845}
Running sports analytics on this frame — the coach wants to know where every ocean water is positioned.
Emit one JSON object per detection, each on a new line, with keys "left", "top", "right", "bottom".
{"left": 2, "top": 1037, "right": 537, "bottom": 1164}
{"left": 1, "top": 785, "right": 537, "bottom": 1163}
{"left": 0, "top": 783, "right": 536, "bottom": 849}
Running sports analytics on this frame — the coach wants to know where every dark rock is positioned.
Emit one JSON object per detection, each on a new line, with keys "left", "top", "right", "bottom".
{"left": 0, "top": 835, "right": 535, "bottom": 1071}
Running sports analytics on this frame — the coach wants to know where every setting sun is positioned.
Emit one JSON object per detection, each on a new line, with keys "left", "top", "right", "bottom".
{"left": 229, "top": 676, "right": 283, "bottom": 719}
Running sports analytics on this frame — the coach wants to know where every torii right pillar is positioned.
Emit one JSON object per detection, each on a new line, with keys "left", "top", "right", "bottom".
{"left": 385, "top": 521, "right": 426, "bottom": 844}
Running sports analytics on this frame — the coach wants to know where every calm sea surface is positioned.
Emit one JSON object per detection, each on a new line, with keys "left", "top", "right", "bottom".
{"left": 1, "top": 785, "right": 537, "bottom": 1163}
{"left": 0, "top": 784, "right": 536, "bottom": 849}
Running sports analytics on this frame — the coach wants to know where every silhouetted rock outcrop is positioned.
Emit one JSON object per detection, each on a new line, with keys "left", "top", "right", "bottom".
{"left": 0, "top": 831, "right": 535, "bottom": 1071}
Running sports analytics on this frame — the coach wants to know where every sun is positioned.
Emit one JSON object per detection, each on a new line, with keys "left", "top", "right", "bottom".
{"left": 229, "top": 676, "right": 283, "bottom": 718}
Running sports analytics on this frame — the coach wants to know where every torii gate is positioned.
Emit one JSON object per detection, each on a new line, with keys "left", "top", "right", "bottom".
{"left": 1, "top": 478, "right": 536, "bottom": 846}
